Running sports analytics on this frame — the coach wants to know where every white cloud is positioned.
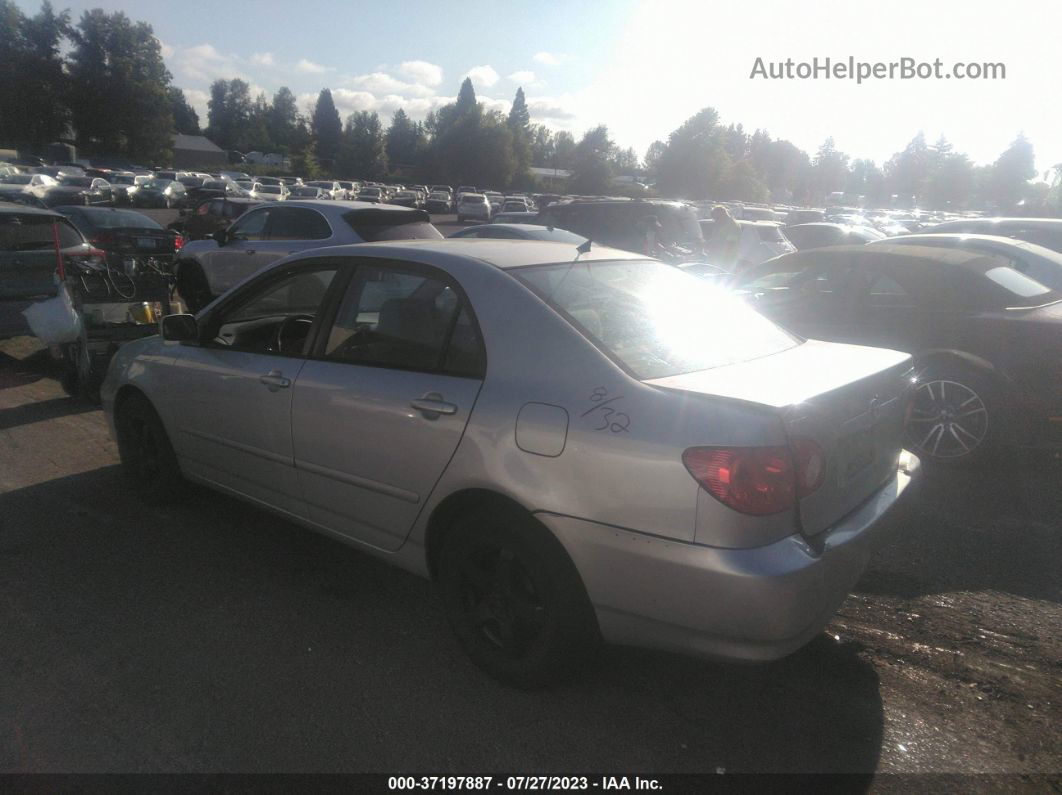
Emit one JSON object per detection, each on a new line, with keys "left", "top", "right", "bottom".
{"left": 397, "top": 60, "right": 443, "bottom": 87}
{"left": 250, "top": 52, "right": 275, "bottom": 67}
{"left": 346, "top": 72, "right": 434, "bottom": 98}
{"left": 156, "top": 38, "right": 175, "bottom": 59}
{"left": 295, "top": 58, "right": 331, "bottom": 75}
{"left": 465, "top": 65, "right": 500, "bottom": 87}
{"left": 533, "top": 51, "right": 567, "bottom": 66}
{"left": 478, "top": 95, "right": 511, "bottom": 115}
{"left": 508, "top": 70, "right": 536, "bottom": 85}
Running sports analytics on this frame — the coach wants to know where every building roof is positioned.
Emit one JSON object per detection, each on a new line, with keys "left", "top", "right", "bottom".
{"left": 173, "top": 134, "right": 224, "bottom": 154}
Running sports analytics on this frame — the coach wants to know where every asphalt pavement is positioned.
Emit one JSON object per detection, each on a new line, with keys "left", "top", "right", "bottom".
{"left": 0, "top": 336, "right": 1059, "bottom": 781}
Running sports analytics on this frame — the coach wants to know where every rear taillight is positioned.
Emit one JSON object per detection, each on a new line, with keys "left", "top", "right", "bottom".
{"left": 90, "top": 233, "right": 114, "bottom": 246}
{"left": 683, "top": 446, "right": 796, "bottom": 516}
{"left": 683, "top": 440, "right": 826, "bottom": 516}
{"left": 173, "top": 235, "right": 185, "bottom": 251}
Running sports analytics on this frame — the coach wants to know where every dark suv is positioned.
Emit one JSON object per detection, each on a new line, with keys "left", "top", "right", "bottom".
{"left": 172, "top": 197, "right": 260, "bottom": 241}
{"left": 536, "top": 199, "right": 704, "bottom": 258}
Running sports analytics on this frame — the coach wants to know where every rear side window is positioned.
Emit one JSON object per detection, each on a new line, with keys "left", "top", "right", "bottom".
{"left": 267, "top": 207, "right": 332, "bottom": 240}
{"left": 322, "top": 264, "right": 484, "bottom": 376}
{"left": 0, "top": 215, "right": 83, "bottom": 250}
{"left": 515, "top": 259, "right": 798, "bottom": 379}
{"left": 342, "top": 210, "right": 443, "bottom": 243}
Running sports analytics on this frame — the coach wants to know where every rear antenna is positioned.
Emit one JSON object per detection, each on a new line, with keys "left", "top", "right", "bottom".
{"left": 575, "top": 238, "right": 592, "bottom": 256}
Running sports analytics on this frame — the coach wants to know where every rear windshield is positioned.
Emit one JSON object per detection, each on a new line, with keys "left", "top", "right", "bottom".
{"left": 60, "top": 177, "right": 92, "bottom": 187}
{"left": 0, "top": 215, "right": 84, "bottom": 250}
{"left": 80, "top": 210, "right": 163, "bottom": 230}
{"left": 513, "top": 259, "right": 799, "bottom": 379}
{"left": 342, "top": 210, "right": 443, "bottom": 243}
{"left": 2, "top": 175, "right": 33, "bottom": 184}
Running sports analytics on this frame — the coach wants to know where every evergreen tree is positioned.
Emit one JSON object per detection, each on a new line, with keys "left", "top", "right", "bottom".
{"left": 337, "top": 111, "right": 389, "bottom": 179}
{"left": 569, "top": 125, "right": 615, "bottom": 194}
{"left": 268, "top": 87, "right": 301, "bottom": 153}
{"left": 455, "top": 77, "right": 477, "bottom": 115}
{"left": 311, "top": 88, "right": 342, "bottom": 164}
{"left": 507, "top": 87, "right": 530, "bottom": 132}
{"left": 168, "top": 87, "right": 200, "bottom": 134}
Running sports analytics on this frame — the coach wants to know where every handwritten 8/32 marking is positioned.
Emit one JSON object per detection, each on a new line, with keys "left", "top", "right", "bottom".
{"left": 581, "top": 386, "right": 631, "bottom": 433}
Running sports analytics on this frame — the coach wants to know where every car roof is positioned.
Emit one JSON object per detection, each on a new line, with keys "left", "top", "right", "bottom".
{"left": 931, "top": 217, "right": 1062, "bottom": 229}
{"left": 279, "top": 238, "right": 644, "bottom": 271}
{"left": 0, "top": 201, "right": 65, "bottom": 218}
{"left": 791, "top": 243, "right": 1009, "bottom": 272}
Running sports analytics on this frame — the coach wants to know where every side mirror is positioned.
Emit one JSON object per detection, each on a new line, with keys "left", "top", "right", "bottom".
{"left": 161, "top": 313, "right": 199, "bottom": 342}
{"left": 211, "top": 228, "right": 228, "bottom": 246}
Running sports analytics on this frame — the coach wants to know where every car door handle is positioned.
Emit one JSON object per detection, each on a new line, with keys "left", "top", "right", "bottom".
{"left": 259, "top": 371, "right": 291, "bottom": 390}
{"left": 245, "top": 249, "right": 256, "bottom": 255}
{"left": 410, "top": 395, "right": 457, "bottom": 416}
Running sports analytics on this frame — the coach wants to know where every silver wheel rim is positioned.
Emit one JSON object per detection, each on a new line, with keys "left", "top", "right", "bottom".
{"left": 907, "top": 379, "right": 988, "bottom": 459}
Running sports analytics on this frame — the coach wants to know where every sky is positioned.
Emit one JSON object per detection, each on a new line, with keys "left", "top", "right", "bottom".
{"left": 17, "top": 0, "right": 1062, "bottom": 176}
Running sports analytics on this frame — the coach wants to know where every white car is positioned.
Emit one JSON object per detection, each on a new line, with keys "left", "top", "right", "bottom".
{"left": 457, "top": 193, "right": 492, "bottom": 223}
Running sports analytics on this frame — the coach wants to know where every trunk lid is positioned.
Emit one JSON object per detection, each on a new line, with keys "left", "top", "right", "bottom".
{"left": 647, "top": 339, "right": 914, "bottom": 535}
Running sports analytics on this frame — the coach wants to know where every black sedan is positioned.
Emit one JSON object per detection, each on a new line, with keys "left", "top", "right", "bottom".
{"left": 132, "top": 179, "right": 186, "bottom": 209}
{"left": 41, "top": 176, "right": 115, "bottom": 207}
{"left": 731, "top": 245, "right": 1062, "bottom": 465}
{"left": 56, "top": 206, "right": 180, "bottom": 276}
{"left": 784, "top": 222, "right": 885, "bottom": 250}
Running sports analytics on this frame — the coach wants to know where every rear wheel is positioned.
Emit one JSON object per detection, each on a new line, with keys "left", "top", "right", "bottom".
{"left": 437, "top": 508, "right": 599, "bottom": 688}
{"left": 906, "top": 364, "right": 999, "bottom": 467}
{"left": 59, "top": 335, "right": 104, "bottom": 402}
{"left": 114, "top": 393, "right": 184, "bottom": 503}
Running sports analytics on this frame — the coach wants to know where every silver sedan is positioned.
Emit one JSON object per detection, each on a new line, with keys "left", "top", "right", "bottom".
{"left": 102, "top": 239, "right": 920, "bottom": 687}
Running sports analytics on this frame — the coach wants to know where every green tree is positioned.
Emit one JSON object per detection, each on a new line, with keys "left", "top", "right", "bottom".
{"left": 719, "top": 159, "right": 768, "bottom": 202}
{"left": 455, "top": 77, "right": 477, "bottom": 115}
{"left": 656, "top": 108, "right": 728, "bottom": 199}
{"left": 507, "top": 87, "right": 530, "bottom": 132}
{"left": 990, "top": 134, "right": 1036, "bottom": 210}
{"left": 385, "top": 108, "right": 424, "bottom": 166}
{"left": 337, "top": 111, "right": 388, "bottom": 179}
{"left": 553, "top": 131, "right": 576, "bottom": 170}
{"left": 268, "top": 87, "right": 301, "bottom": 153}
{"left": 67, "top": 8, "right": 174, "bottom": 162}
{"left": 290, "top": 137, "right": 321, "bottom": 179}
{"left": 568, "top": 125, "right": 615, "bottom": 194}
{"left": 168, "top": 86, "right": 200, "bottom": 134}
{"left": 311, "top": 88, "right": 342, "bottom": 165}
{"left": 810, "top": 137, "right": 850, "bottom": 199}
{"left": 205, "top": 78, "right": 252, "bottom": 152}
{"left": 611, "top": 146, "right": 640, "bottom": 175}
{"left": 0, "top": 0, "right": 71, "bottom": 150}
{"left": 643, "top": 140, "right": 667, "bottom": 181}
{"left": 529, "top": 125, "right": 555, "bottom": 167}
{"left": 884, "top": 132, "right": 930, "bottom": 201}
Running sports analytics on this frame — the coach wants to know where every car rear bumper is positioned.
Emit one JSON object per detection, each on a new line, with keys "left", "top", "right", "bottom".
{"left": 538, "top": 450, "right": 920, "bottom": 663}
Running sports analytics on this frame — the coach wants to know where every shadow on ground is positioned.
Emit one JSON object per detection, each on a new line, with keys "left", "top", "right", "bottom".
{"left": 0, "top": 466, "right": 883, "bottom": 776}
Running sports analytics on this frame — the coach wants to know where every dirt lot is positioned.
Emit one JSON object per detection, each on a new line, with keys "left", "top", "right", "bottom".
{"left": 0, "top": 336, "right": 1059, "bottom": 784}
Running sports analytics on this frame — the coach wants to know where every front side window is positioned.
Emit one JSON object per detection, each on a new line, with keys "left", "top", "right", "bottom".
{"left": 515, "top": 259, "right": 797, "bottom": 380}
{"left": 211, "top": 267, "right": 338, "bottom": 354}
{"left": 322, "top": 264, "right": 484, "bottom": 376}
{"left": 229, "top": 208, "right": 270, "bottom": 241}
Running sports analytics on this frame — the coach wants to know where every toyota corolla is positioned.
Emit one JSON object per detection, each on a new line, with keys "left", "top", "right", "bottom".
{"left": 102, "top": 239, "right": 919, "bottom": 687}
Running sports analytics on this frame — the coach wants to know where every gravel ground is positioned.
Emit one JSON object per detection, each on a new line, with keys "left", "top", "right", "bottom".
{"left": 0, "top": 323, "right": 1059, "bottom": 784}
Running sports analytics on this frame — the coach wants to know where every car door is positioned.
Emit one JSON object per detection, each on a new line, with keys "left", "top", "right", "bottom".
{"left": 200, "top": 205, "right": 273, "bottom": 294}
{"left": 0, "top": 213, "right": 76, "bottom": 300}
{"left": 166, "top": 263, "right": 341, "bottom": 516}
{"left": 291, "top": 259, "right": 486, "bottom": 551}
{"left": 252, "top": 206, "right": 334, "bottom": 268}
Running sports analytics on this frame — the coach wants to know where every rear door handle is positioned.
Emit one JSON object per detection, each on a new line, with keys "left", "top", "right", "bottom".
{"left": 410, "top": 395, "right": 457, "bottom": 416}
{"left": 259, "top": 370, "right": 291, "bottom": 390}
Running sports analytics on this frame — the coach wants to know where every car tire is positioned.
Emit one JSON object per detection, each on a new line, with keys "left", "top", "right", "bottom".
{"left": 437, "top": 507, "right": 600, "bottom": 688}
{"left": 59, "top": 335, "right": 104, "bottom": 402}
{"left": 906, "top": 363, "right": 1001, "bottom": 467}
{"left": 175, "top": 261, "right": 214, "bottom": 313}
{"left": 114, "top": 393, "right": 184, "bottom": 503}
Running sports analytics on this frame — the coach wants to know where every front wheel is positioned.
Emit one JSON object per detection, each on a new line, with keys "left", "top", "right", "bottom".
{"left": 175, "top": 262, "right": 214, "bottom": 313}
{"left": 906, "top": 365, "right": 999, "bottom": 467}
{"left": 114, "top": 393, "right": 184, "bottom": 503}
{"left": 437, "top": 509, "right": 599, "bottom": 688}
